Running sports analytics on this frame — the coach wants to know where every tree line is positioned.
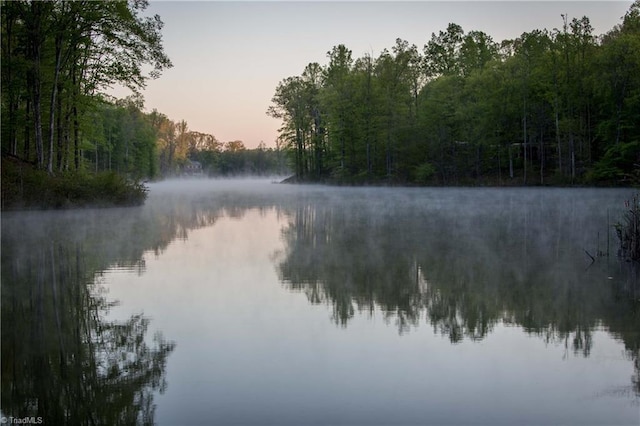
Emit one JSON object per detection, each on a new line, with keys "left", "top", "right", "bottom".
{"left": 1, "top": 0, "right": 171, "bottom": 174}
{"left": 268, "top": 2, "right": 640, "bottom": 185}
{"left": 1, "top": 0, "right": 288, "bottom": 185}
{"left": 86, "top": 96, "right": 289, "bottom": 178}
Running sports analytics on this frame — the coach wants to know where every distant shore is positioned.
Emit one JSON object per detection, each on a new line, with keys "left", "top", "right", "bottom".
{"left": 278, "top": 173, "right": 637, "bottom": 188}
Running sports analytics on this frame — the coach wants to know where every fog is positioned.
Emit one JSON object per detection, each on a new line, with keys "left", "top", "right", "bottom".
{"left": 2, "top": 179, "right": 638, "bottom": 424}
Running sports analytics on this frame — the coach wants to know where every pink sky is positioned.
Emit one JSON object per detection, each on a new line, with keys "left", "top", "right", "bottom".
{"left": 110, "top": 1, "right": 633, "bottom": 149}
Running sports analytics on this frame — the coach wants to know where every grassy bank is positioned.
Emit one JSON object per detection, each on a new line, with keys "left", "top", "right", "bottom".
{"left": 1, "top": 156, "right": 148, "bottom": 210}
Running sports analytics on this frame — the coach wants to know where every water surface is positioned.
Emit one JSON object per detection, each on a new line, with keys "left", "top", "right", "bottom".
{"left": 2, "top": 180, "right": 639, "bottom": 425}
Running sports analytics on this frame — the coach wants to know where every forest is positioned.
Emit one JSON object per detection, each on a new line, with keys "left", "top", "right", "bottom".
{"left": 0, "top": 0, "right": 287, "bottom": 208}
{"left": 268, "top": 2, "right": 640, "bottom": 185}
{"left": 2, "top": 1, "right": 639, "bottom": 208}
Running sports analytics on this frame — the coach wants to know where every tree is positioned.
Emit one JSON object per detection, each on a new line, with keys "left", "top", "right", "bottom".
{"left": 150, "top": 110, "right": 177, "bottom": 175}
{"left": 424, "top": 23, "right": 464, "bottom": 78}
{"left": 225, "top": 140, "right": 245, "bottom": 152}
{"left": 374, "top": 43, "right": 414, "bottom": 179}
{"left": 459, "top": 30, "right": 498, "bottom": 76}
{"left": 514, "top": 29, "right": 553, "bottom": 183}
{"left": 174, "top": 119, "right": 190, "bottom": 166}
{"left": 265, "top": 2, "right": 640, "bottom": 186}
{"left": 1, "top": 0, "right": 172, "bottom": 173}
{"left": 594, "top": 2, "right": 640, "bottom": 153}
{"left": 301, "top": 62, "right": 327, "bottom": 178}
{"left": 323, "top": 45, "right": 354, "bottom": 175}
{"left": 351, "top": 53, "right": 381, "bottom": 177}
{"left": 188, "top": 131, "right": 221, "bottom": 156}
{"left": 267, "top": 76, "right": 314, "bottom": 179}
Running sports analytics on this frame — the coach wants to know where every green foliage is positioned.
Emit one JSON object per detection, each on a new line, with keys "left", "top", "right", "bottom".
{"left": 191, "top": 146, "right": 290, "bottom": 177}
{"left": 1, "top": 0, "right": 170, "bottom": 178}
{"left": 78, "top": 98, "right": 160, "bottom": 179}
{"left": 267, "top": 2, "right": 640, "bottom": 186}
{"left": 56, "top": 171, "right": 148, "bottom": 207}
{"left": 414, "top": 162, "right": 437, "bottom": 184}
{"left": 587, "top": 141, "right": 640, "bottom": 183}
{"left": 1, "top": 156, "right": 147, "bottom": 209}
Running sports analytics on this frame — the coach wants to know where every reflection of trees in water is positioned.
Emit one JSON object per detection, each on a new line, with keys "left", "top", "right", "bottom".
{"left": 1, "top": 186, "right": 287, "bottom": 423}
{"left": 278, "top": 203, "right": 425, "bottom": 331}
{"left": 1, "top": 242, "right": 174, "bottom": 424}
{"left": 602, "top": 263, "right": 640, "bottom": 400}
{"left": 0, "top": 195, "right": 228, "bottom": 423}
{"left": 276, "top": 193, "right": 640, "bottom": 398}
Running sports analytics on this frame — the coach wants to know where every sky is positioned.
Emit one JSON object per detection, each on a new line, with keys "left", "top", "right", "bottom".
{"left": 110, "top": 1, "right": 634, "bottom": 149}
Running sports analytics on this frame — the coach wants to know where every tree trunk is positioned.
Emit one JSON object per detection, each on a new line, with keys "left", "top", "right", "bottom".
{"left": 4, "top": 12, "right": 18, "bottom": 155}
{"left": 539, "top": 128, "right": 544, "bottom": 185}
{"left": 523, "top": 99, "right": 527, "bottom": 184}
{"left": 72, "top": 62, "right": 80, "bottom": 171}
{"left": 47, "top": 34, "right": 63, "bottom": 174}
{"left": 296, "top": 127, "right": 303, "bottom": 179}
{"left": 614, "top": 80, "right": 627, "bottom": 146}
{"left": 509, "top": 145, "right": 514, "bottom": 179}
{"left": 555, "top": 106, "right": 562, "bottom": 174}
{"left": 497, "top": 142, "right": 502, "bottom": 185}
{"left": 33, "top": 66, "right": 44, "bottom": 168}
{"left": 570, "top": 132, "right": 575, "bottom": 182}
{"left": 386, "top": 131, "right": 391, "bottom": 178}
{"left": 73, "top": 104, "right": 80, "bottom": 171}
{"left": 30, "top": 2, "right": 44, "bottom": 169}
{"left": 56, "top": 85, "right": 63, "bottom": 170}
{"left": 23, "top": 99, "right": 31, "bottom": 161}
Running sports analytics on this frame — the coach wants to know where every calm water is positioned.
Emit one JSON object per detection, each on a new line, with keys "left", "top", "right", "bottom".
{"left": 2, "top": 180, "right": 639, "bottom": 425}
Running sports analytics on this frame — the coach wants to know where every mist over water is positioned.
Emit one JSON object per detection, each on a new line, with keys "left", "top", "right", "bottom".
{"left": 2, "top": 179, "right": 639, "bottom": 425}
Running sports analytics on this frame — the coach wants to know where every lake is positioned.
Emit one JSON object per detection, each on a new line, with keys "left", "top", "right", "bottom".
{"left": 2, "top": 180, "right": 639, "bottom": 425}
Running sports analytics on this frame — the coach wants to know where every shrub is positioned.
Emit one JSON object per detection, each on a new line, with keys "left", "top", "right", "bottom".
{"left": 1, "top": 156, "right": 148, "bottom": 210}
{"left": 414, "top": 162, "right": 436, "bottom": 184}
{"left": 615, "top": 193, "right": 640, "bottom": 262}
{"left": 587, "top": 141, "right": 640, "bottom": 184}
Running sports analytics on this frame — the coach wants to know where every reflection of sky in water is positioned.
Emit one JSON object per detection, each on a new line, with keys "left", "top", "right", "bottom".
{"left": 103, "top": 202, "right": 638, "bottom": 426}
